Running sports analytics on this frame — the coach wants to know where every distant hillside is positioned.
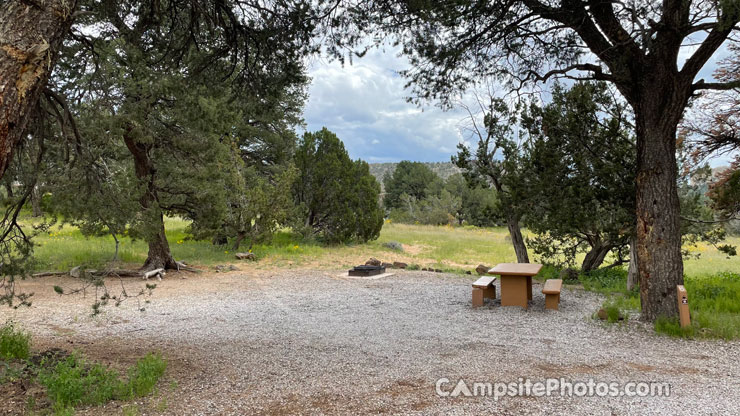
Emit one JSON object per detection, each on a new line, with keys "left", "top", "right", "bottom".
{"left": 369, "top": 162, "right": 462, "bottom": 190}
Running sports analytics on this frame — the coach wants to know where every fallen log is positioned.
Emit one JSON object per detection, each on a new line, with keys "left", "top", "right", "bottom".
{"left": 143, "top": 268, "right": 165, "bottom": 280}
{"left": 176, "top": 261, "right": 203, "bottom": 273}
{"left": 95, "top": 269, "right": 143, "bottom": 278}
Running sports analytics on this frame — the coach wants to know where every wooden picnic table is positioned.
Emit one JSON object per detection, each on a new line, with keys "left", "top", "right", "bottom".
{"left": 488, "top": 263, "right": 543, "bottom": 309}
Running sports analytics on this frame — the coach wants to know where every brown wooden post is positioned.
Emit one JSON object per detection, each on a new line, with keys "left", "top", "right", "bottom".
{"left": 677, "top": 285, "right": 690, "bottom": 328}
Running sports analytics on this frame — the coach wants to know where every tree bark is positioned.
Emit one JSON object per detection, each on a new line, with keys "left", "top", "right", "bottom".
{"left": 627, "top": 235, "right": 638, "bottom": 291}
{"left": 0, "top": 0, "right": 77, "bottom": 179}
{"left": 123, "top": 132, "right": 177, "bottom": 271}
{"left": 506, "top": 212, "right": 529, "bottom": 263}
{"left": 581, "top": 241, "right": 612, "bottom": 273}
{"left": 142, "top": 213, "right": 177, "bottom": 271}
{"left": 634, "top": 80, "right": 688, "bottom": 321}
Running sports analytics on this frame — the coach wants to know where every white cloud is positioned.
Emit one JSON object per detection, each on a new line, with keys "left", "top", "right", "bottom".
{"left": 303, "top": 42, "right": 736, "bottom": 165}
{"left": 303, "top": 47, "right": 467, "bottom": 162}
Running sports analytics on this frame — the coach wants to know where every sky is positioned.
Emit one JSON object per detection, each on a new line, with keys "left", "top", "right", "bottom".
{"left": 302, "top": 44, "right": 735, "bottom": 166}
{"left": 303, "top": 47, "right": 469, "bottom": 163}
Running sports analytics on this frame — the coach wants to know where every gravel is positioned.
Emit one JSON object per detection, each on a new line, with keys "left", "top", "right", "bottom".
{"left": 5, "top": 270, "right": 740, "bottom": 415}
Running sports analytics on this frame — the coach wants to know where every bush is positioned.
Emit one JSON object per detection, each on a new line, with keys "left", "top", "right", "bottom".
{"left": 382, "top": 241, "right": 404, "bottom": 251}
{"left": 293, "top": 128, "right": 384, "bottom": 243}
{"left": 0, "top": 321, "right": 31, "bottom": 360}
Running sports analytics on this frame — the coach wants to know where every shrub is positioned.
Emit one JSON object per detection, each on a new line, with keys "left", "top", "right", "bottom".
{"left": 0, "top": 321, "right": 31, "bottom": 360}
{"left": 382, "top": 241, "right": 404, "bottom": 251}
{"left": 293, "top": 128, "right": 384, "bottom": 243}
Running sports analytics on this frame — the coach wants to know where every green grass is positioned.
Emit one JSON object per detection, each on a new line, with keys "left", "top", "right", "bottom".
{"left": 0, "top": 321, "right": 31, "bottom": 360}
{"left": 26, "top": 215, "right": 740, "bottom": 275}
{"left": 585, "top": 269, "right": 740, "bottom": 339}
{"left": 38, "top": 351, "right": 167, "bottom": 413}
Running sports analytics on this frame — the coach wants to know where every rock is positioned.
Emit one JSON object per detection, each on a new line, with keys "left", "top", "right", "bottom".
{"left": 382, "top": 241, "right": 404, "bottom": 251}
{"left": 475, "top": 264, "right": 490, "bottom": 275}
{"left": 434, "top": 269, "right": 443, "bottom": 273}
{"left": 381, "top": 262, "right": 394, "bottom": 269}
{"left": 235, "top": 252, "right": 256, "bottom": 261}
{"left": 465, "top": 271, "right": 472, "bottom": 275}
{"left": 597, "top": 308, "right": 608, "bottom": 321}
{"left": 365, "top": 258, "right": 381, "bottom": 266}
{"left": 392, "top": 261, "right": 407, "bottom": 269}
{"left": 559, "top": 267, "right": 579, "bottom": 282}
{"left": 69, "top": 266, "right": 81, "bottom": 278}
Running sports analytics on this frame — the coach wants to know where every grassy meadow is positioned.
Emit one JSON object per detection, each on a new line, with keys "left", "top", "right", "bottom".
{"left": 21, "top": 216, "right": 740, "bottom": 339}
{"left": 28, "top": 217, "right": 740, "bottom": 275}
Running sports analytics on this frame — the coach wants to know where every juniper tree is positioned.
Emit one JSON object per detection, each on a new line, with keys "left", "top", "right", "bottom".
{"left": 518, "top": 82, "right": 636, "bottom": 273}
{"left": 383, "top": 161, "right": 444, "bottom": 211}
{"left": 293, "top": 128, "right": 384, "bottom": 243}
{"left": 6, "top": 0, "right": 316, "bottom": 271}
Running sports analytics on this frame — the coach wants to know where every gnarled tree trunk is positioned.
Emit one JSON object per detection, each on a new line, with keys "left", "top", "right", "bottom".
{"left": 0, "top": 0, "right": 77, "bottom": 179}
{"left": 506, "top": 212, "right": 529, "bottom": 263}
{"left": 581, "top": 241, "right": 612, "bottom": 273}
{"left": 123, "top": 132, "right": 177, "bottom": 271}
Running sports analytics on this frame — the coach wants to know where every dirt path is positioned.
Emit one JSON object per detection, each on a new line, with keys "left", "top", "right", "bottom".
{"left": 3, "top": 270, "right": 739, "bottom": 415}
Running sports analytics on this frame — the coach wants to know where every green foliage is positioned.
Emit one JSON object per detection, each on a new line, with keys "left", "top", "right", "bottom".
{"left": 443, "top": 173, "right": 501, "bottom": 227}
{"left": 38, "top": 353, "right": 124, "bottom": 409}
{"left": 293, "top": 128, "right": 384, "bottom": 243}
{"left": 389, "top": 190, "right": 460, "bottom": 225}
{"left": 599, "top": 295, "right": 640, "bottom": 324}
{"left": 677, "top": 148, "right": 736, "bottom": 258}
{"left": 121, "top": 353, "right": 168, "bottom": 398}
{"left": 0, "top": 321, "right": 31, "bottom": 360}
{"left": 519, "top": 82, "right": 635, "bottom": 271}
{"left": 385, "top": 169, "right": 501, "bottom": 227}
{"left": 31, "top": 0, "right": 312, "bottom": 271}
{"left": 383, "top": 161, "right": 444, "bottom": 210}
{"left": 38, "top": 352, "right": 167, "bottom": 412}
{"left": 579, "top": 267, "right": 634, "bottom": 296}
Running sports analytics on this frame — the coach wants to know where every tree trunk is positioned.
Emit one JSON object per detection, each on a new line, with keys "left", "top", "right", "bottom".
{"left": 506, "top": 212, "right": 529, "bottom": 263}
{"left": 232, "top": 231, "right": 246, "bottom": 250}
{"left": 123, "top": 132, "right": 177, "bottom": 271}
{"left": 142, "top": 212, "right": 177, "bottom": 271}
{"left": 0, "top": 0, "right": 77, "bottom": 179}
{"left": 581, "top": 242, "right": 612, "bottom": 273}
{"left": 627, "top": 235, "right": 638, "bottom": 291}
{"left": 31, "top": 185, "right": 42, "bottom": 217}
{"left": 635, "top": 96, "right": 686, "bottom": 321}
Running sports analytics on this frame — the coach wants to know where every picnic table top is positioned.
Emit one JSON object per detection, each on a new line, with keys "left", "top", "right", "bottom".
{"left": 488, "top": 263, "right": 542, "bottom": 276}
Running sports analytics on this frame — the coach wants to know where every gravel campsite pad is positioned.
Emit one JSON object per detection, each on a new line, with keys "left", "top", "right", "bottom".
{"left": 3, "top": 270, "right": 739, "bottom": 415}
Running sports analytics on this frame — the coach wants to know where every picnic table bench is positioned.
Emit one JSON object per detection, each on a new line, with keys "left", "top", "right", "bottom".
{"left": 542, "top": 279, "right": 563, "bottom": 310}
{"left": 471, "top": 275, "right": 497, "bottom": 307}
